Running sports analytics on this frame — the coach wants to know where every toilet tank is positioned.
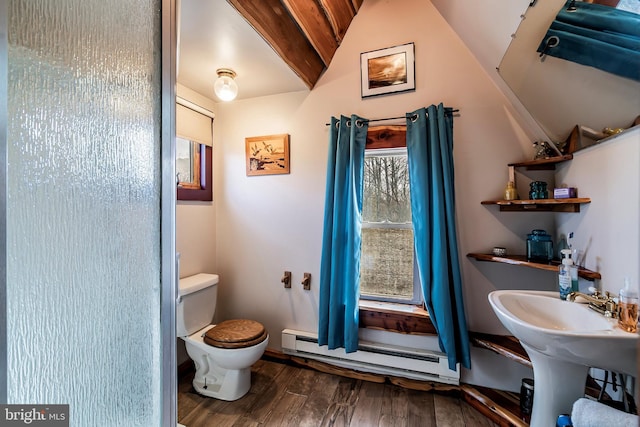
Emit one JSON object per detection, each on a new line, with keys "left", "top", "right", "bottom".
{"left": 176, "top": 273, "right": 219, "bottom": 337}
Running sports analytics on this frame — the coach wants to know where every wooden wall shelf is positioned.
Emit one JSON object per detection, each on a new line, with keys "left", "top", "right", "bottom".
{"left": 470, "top": 332, "right": 531, "bottom": 368}
{"left": 508, "top": 154, "right": 573, "bottom": 170}
{"left": 467, "top": 253, "right": 601, "bottom": 281}
{"left": 481, "top": 198, "right": 590, "bottom": 212}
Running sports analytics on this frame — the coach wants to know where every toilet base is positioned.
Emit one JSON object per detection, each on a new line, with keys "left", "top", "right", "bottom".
{"left": 182, "top": 324, "right": 268, "bottom": 401}
{"left": 192, "top": 365, "right": 251, "bottom": 401}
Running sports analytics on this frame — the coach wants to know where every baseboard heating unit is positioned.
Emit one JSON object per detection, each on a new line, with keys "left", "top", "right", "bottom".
{"left": 281, "top": 329, "right": 459, "bottom": 385}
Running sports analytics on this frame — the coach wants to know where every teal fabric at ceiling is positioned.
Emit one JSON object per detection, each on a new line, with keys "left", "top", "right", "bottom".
{"left": 318, "top": 115, "right": 368, "bottom": 353}
{"left": 537, "top": 1, "right": 640, "bottom": 81}
{"left": 406, "top": 105, "right": 471, "bottom": 370}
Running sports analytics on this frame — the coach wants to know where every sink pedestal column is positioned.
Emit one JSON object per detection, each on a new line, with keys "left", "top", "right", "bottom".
{"left": 523, "top": 343, "right": 590, "bottom": 427}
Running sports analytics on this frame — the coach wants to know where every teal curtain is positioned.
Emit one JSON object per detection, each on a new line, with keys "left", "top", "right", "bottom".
{"left": 319, "top": 115, "right": 368, "bottom": 352}
{"left": 406, "top": 105, "right": 471, "bottom": 370}
{"left": 537, "top": 1, "right": 640, "bottom": 81}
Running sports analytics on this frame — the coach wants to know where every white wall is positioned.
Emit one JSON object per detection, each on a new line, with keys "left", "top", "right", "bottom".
{"left": 212, "top": 0, "right": 548, "bottom": 391}
{"left": 555, "top": 128, "right": 640, "bottom": 294}
{"left": 430, "top": 0, "right": 551, "bottom": 142}
{"left": 430, "top": 0, "right": 530, "bottom": 72}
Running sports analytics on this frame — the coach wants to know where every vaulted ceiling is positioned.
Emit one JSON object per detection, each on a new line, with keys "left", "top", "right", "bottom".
{"left": 177, "top": 0, "right": 362, "bottom": 101}
{"left": 227, "top": 0, "right": 363, "bottom": 88}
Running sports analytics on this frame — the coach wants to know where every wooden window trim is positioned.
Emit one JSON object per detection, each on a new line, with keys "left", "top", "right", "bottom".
{"left": 366, "top": 125, "right": 406, "bottom": 149}
{"left": 177, "top": 145, "right": 212, "bottom": 201}
{"left": 177, "top": 143, "right": 201, "bottom": 190}
{"left": 359, "top": 300, "right": 436, "bottom": 335}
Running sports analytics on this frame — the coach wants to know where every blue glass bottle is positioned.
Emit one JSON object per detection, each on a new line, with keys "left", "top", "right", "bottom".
{"left": 527, "top": 229, "right": 554, "bottom": 262}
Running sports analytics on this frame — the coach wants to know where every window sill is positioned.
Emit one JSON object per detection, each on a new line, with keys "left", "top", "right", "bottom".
{"left": 358, "top": 300, "right": 437, "bottom": 335}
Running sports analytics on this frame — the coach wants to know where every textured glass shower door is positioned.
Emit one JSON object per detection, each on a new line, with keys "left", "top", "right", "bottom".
{"left": 3, "top": 0, "right": 175, "bottom": 425}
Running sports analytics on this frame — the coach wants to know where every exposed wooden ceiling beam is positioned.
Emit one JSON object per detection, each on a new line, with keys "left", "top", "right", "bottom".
{"left": 227, "top": 0, "right": 325, "bottom": 89}
{"left": 319, "top": 0, "right": 358, "bottom": 43}
{"left": 228, "top": 0, "right": 362, "bottom": 89}
{"left": 282, "top": 0, "right": 338, "bottom": 67}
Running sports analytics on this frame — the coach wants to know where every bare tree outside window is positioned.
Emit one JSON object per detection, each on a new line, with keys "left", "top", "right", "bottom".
{"left": 361, "top": 150, "right": 419, "bottom": 303}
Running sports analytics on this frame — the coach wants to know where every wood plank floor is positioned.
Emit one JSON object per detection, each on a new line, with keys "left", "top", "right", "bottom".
{"left": 178, "top": 359, "right": 500, "bottom": 427}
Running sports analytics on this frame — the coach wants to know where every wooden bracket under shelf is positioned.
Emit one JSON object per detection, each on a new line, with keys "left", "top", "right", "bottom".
{"left": 470, "top": 332, "right": 531, "bottom": 367}
{"left": 467, "top": 253, "right": 601, "bottom": 281}
{"left": 481, "top": 198, "right": 590, "bottom": 212}
{"left": 508, "top": 154, "right": 573, "bottom": 170}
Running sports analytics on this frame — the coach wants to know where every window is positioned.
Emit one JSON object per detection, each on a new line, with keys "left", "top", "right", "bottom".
{"left": 176, "top": 138, "right": 212, "bottom": 201}
{"left": 176, "top": 101, "right": 213, "bottom": 201}
{"left": 360, "top": 148, "right": 421, "bottom": 305}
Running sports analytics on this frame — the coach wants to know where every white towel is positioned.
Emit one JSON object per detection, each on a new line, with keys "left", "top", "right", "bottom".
{"left": 572, "top": 398, "right": 638, "bottom": 427}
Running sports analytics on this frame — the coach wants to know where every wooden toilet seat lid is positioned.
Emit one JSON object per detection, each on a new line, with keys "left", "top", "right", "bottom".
{"left": 203, "top": 319, "right": 267, "bottom": 349}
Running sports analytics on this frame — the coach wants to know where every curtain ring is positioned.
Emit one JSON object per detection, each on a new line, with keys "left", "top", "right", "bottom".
{"left": 410, "top": 113, "right": 419, "bottom": 122}
{"left": 335, "top": 121, "right": 340, "bottom": 129}
{"left": 539, "top": 36, "right": 559, "bottom": 59}
{"left": 355, "top": 119, "right": 365, "bottom": 128}
{"left": 346, "top": 119, "right": 352, "bottom": 127}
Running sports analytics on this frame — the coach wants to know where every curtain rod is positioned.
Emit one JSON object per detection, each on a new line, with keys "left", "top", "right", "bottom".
{"left": 324, "top": 109, "right": 459, "bottom": 126}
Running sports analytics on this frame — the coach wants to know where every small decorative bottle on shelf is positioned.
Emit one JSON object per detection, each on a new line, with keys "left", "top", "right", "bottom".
{"left": 504, "top": 181, "right": 518, "bottom": 201}
{"left": 529, "top": 181, "right": 548, "bottom": 199}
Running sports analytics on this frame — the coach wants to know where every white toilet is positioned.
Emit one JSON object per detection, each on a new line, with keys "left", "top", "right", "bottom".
{"left": 177, "top": 273, "right": 269, "bottom": 401}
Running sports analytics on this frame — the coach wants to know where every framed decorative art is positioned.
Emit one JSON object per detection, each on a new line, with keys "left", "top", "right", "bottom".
{"left": 245, "top": 134, "right": 290, "bottom": 176}
{"left": 360, "top": 42, "right": 415, "bottom": 98}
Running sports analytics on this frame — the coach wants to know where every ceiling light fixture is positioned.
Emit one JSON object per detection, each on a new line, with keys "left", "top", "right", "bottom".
{"left": 214, "top": 68, "right": 238, "bottom": 101}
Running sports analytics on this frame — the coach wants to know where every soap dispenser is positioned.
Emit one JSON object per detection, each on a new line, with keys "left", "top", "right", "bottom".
{"left": 556, "top": 234, "right": 569, "bottom": 260}
{"left": 558, "top": 249, "right": 578, "bottom": 300}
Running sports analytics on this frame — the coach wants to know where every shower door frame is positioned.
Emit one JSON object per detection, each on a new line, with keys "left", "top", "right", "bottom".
{"left": 161, "top": 0, "right": 179, "bottom": 425}
{"left": 0, "top": 1, "right": 178, "bottom": 425}
{"left": 0, "top": 0, "right": 8, "bottom": 405}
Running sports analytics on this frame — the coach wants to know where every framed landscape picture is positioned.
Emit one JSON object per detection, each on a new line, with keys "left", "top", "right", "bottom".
{"left": 245, "top": 134, "right": 290, "bottom": 176}
{"left": 361, "top": 42, "right": 415, "bottom": 98}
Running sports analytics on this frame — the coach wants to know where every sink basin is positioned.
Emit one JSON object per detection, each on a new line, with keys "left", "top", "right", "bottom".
{"left": 489, "top": 290, "right": 638, "bottom": 427}
{"left": 489, "top": 290, "right": 637, "bottom": 374}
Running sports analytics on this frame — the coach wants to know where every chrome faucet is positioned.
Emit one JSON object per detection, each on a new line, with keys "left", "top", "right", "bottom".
{"left": 567, "top": 290, "right": 618, "bottom": 318}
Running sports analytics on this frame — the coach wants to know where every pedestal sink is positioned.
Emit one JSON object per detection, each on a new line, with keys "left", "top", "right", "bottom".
{"left": 488, "top": 290, "right": 638, "bottom": 427}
